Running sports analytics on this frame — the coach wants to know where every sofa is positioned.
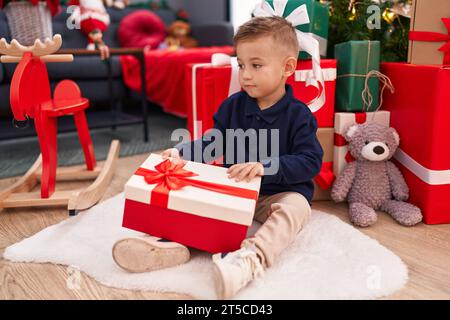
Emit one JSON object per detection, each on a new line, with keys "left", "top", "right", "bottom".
{"left": 0, "top": 5, "right": 234, "bottom": 117}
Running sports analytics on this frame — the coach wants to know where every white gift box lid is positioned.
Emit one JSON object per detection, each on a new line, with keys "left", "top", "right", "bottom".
{"left": 334, "top": 111, "right": 390, "bottom": 134}
{"left": 124, "top": 154, "right": 261, "bottom": 226}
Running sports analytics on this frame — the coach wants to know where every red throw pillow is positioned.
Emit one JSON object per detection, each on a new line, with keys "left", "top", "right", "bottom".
{"left": 118, "top": 10, "right": 167, "bottom": 49}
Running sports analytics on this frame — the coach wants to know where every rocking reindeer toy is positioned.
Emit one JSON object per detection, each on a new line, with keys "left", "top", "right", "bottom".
{"left": 0, "top": 34, "right": 120, "bottom": 215}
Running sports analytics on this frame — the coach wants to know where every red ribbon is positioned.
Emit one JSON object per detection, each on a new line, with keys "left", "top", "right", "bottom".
{"left": 134, "top": 159, "right": 259, "bottom": 208}
{"left": 334, "top": 133, "right": 347, "bottom": 147}
{"left": 334, "top": 132, "right": 355, "bottom": 163}
{"left": 345, "top": 151, "right": 356, "bottom": 164}
{"left": 334, "top": 113, "right": 369, "bottom": 147}
{"left": 354, "top": 112, "right": 367, "bottom": 124}
{"left": 409, "top": 18, "right": 450, "bottom": 65}
{"left": 333, "top": 113, "right": 368, "bottom": 166}
{"left": 314, "top": 162, "right": 335, "bottom": 190}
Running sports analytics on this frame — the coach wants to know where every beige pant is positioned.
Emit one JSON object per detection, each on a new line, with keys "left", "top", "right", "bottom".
{"left": 241, "top": 192, "right": 311, "bottom": 269}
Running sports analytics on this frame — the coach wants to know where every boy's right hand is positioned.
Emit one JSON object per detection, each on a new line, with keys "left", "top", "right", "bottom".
{"left": 161, "top": 148, "right": 183, "bottom": 163}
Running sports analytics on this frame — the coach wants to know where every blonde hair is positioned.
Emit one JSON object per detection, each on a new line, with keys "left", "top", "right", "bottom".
{"left": 234, "top": 16, "right": 299, "bottom": 57}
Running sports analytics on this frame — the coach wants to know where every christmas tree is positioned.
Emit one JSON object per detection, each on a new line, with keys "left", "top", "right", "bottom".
{"left": 326, "top": 0, "right": 412, "bottom": 62}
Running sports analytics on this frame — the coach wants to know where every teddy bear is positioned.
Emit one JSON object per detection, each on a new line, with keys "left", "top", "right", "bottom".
{"left": 163, "top": 20, "right": 198, "bottom": 51}
{"left": 331, "top": 122, "right": 423, "bottom": 227}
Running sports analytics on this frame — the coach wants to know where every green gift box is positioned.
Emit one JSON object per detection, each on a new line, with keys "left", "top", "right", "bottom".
{"left": 334, "top": 40, "right": 380, "bottom": 112}
{"left": 265, "top": 0, "right": 329, "bottom": 59}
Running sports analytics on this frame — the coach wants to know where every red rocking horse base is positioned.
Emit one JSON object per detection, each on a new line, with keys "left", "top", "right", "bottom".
{"left": 0, "top": 35, "right": 120, "bottom": 215}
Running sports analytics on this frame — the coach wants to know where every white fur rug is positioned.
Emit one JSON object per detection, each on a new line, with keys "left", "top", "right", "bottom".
{"left": 3, "top": 193, "right": 408, "bottom": 300}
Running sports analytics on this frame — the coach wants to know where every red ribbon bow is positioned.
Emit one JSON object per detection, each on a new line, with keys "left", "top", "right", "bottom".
{"left": 409, "top": 18, "right": 450, "bottom": 65}
{"left": 135, "top": 159, "right": 259, "bottom": 208}
{"left": 314, "top": 162, "right": 336, "bottom": 190}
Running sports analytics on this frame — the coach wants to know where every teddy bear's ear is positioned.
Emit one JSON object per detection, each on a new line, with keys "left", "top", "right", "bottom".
{"left": 344, "top": 124, "right": 359, "bottom": 141}
{"left": 389, "top": 127, "right": 400, "bottom": 145}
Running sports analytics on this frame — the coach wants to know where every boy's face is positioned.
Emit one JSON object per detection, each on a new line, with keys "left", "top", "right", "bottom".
{"left": 236, "top": 37, "right": 295, "bottom": 100}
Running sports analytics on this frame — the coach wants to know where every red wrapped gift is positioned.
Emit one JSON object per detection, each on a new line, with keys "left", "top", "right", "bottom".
{"left": 122, "top": 154, "right": 261, "bottom": 253}
{"left": 286, "top": 59, "right": 337, "bottom": 128}
{"left": 185, "top": 54, "right": 240, "bottom": 139}
{"left": 186, "top": 56, "right": 337, "bottom": 139}
{"left": 381, "top": 62, "right": 450, "bottom": 225}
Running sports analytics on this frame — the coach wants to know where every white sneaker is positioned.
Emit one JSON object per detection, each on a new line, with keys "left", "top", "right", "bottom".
{"left": 212, "top": 246, "right": 264, "bottom": 299}
{"left": 86, "top": 43, "right": 96, "bottom": 51}
{"left": 112, "top": 235, "right": 190, "bottom": 273}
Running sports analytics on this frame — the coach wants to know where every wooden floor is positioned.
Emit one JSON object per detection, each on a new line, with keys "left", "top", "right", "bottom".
{"left": 1, "top": 153, "right": 449, "bottom": 300}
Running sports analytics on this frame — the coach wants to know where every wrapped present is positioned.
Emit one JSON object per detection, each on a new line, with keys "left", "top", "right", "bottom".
{"left": 381, "top": 62, "right": 450, "bottom": 225}
{"left": 187, "top": 55, "right": 335, "bottom": 140}
{"left": 286, "top": 59, "right": 336, "bottom": 127}
{"left": 408, "top": 0, "right": 450, "bottom": 65}
{"left": 123, "top": 154, "right": 261, "bottom": 253}
{"left": 262, "top": 0, "right": 329, "bottom": 58}
{"left": 312, "top": 127, "right": 335, "bottom": 201}
{"left": 334, "top": 111, "right": 390, "bottom": 177}
{"left": 335, "top": 40, "right": 381, "bottom": 112}
{"left": 186, "top": 53, "right": 240, "bottom": 140}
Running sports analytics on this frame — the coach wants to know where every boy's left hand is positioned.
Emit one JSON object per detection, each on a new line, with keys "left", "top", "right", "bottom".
{"left": 227, "top": 162, "right": 264, "bottom": 182}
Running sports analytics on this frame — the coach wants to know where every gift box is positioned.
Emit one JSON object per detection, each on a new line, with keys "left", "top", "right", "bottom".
{"left": 287, "top": 59, "right": 336, "bottom": 128}
{"left": 381, "top": 62, "right": 450, "bottom": 224}
{"left": 335, "top": 40, "right": 381, "bottom": 112}
{"left": 264, "top": 0, "right": 329, "bottom": 59}
{"left": 185, "top": 54, "right": 240, "bottom": 140}
{"left": 312, "top": 127, "right": 335, "bottom": 201}
{"left": 333, "top": 111, "right": 390, "bottom": 177}
{"left": 123, "top": 154, "right": 261, "bottom": 253}
{"left": 408, "top": 0, "right": 450, "bottom": 65}
{"left": 187, "top": 56, "right": 336, "bottom": 139}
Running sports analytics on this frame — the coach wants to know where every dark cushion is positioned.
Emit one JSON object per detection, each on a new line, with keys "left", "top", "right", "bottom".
{"left": 47, "top": 56, "right": 123, "bottom": 80}
{"left": 0, "top": 79, "right": 126, "bottom": 117}
{"left": 191, "top": 23, "right": 234, "bottom": 47}
{"left": 0, "top": 84, "right": 10, "bottom": 116}
{"left": 54, "top": 78, "right": 126, "bottom": 102}
{"left": 0, "top": 11, "right": 11, "bottom": 42}
{"left": 118, "top": 10, "right": 166, "bottom": 49}
{"left": 0, "top": 11, "right": 10, "bottom": 84}
{"left": 4, "top": 56, "right": 122, "bottom": 80}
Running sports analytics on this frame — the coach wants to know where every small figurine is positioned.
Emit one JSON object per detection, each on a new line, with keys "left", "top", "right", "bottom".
{"left": 68, "top": 0, "right": 113, "bottom": 60}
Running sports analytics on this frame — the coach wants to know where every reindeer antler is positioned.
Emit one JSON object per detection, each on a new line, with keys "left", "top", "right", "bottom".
{"left": 0, "top": 34, "right": 73, "bottom": 63}
{"left": 0, "top": 34, "right": 62, "bottom": 57}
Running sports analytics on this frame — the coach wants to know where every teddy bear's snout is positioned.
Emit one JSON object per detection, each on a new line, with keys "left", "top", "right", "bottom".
{"left": 361, "top": 142, "right": 389, "bottom": 161}
{"left": 373, "top": 146, "right": 385, "bottom": 155}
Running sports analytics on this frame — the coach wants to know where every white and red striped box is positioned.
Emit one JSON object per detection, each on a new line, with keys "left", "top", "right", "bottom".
{"left": 122, "top": 154, "right": 261, "bottom": 253}
{"left": 333, "top": 111, "right": 390, "bottom": 177}
{"left": 381, "top": 62, "right": 450, "bottom": 224}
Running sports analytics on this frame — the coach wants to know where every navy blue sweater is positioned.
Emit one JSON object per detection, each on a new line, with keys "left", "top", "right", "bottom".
{"left": 176, "top": 85, "right": 323, "bottom": 203}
